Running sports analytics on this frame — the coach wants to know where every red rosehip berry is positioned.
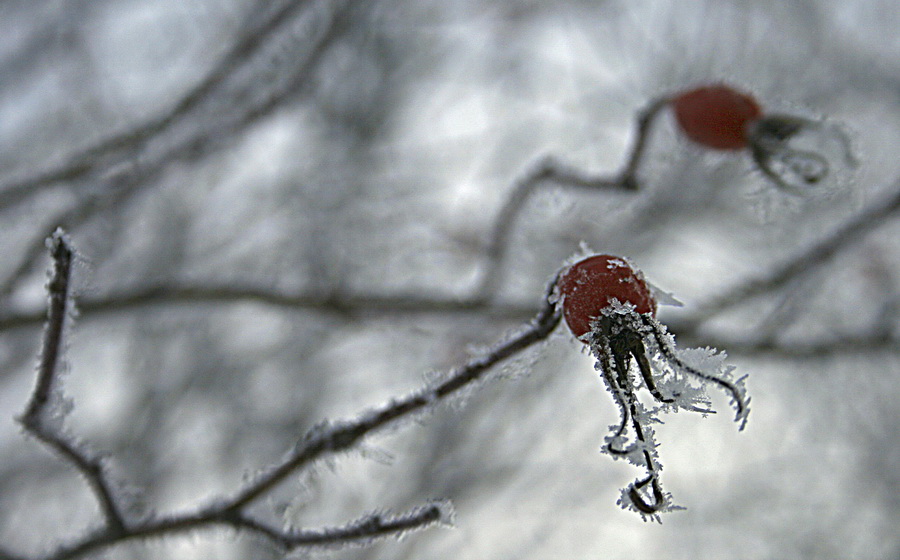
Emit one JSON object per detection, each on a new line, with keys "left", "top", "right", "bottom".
{"left": 672, "top": 84, "right": 762, "bottom": 150}
{"left": 558, "top": 255, "right": 656, "bottom": 339}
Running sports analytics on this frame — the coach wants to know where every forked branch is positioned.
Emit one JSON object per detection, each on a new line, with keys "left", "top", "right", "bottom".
{"left": 478, "top": 98, "right": 669, "bottom": 299}
{"left": 11, "top": 230, "right": 562, "bottom": 560}
{"left": 17, "top": 229, "right": 127, "bottom": 535}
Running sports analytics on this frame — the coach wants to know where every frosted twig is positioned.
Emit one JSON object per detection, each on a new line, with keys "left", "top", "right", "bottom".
{"left": 232, "top": 501, "right": 449, "bottom": 548}
{"left": 478, "top": 98, "right": 669, "bottom": 300}
{"left": 0, "top": 286, "right": 534, "bottom": 332}
{"left": 226, "top": 276, "right": 562, "bottom": 510}
{"left": 643, "top": 315, "right": 749, "bottom": 430}
{"left": 17, "top": 230, "right": 127, "bottom": 535}
{"left": 586, "top": 318, "right": 671, "bottom": 517}
{"left": 46, "top": 501, "right": 448, "bottom": 560}
{"left": 20, "top": 231, "right": 72, "bottom": 426}
{"left": 12, "top": 262, "right": 560, "bottom": 560}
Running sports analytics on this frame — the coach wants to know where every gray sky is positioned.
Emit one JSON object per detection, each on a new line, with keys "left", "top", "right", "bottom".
{"left": 1, "top": 1, "right": 898, "bottom": 558}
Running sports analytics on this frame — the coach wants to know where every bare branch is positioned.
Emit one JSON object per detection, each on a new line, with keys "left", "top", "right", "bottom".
{"left": 674, "top": 178, "right": 900, "bottom": 332}
{"left": 17, "top": 229, "right": 127, "bottom": 535}
{"left": 226, "top": 275, "right": 561, "bottom": 510}
{"left": 46, "top": 501, "right": 448, "bottom": 560}
{"left": 0, "top": 285, "right": 536, "bottom": 334}
{"left": 478, "top": 97, "right": 669, "bottom": 299}
{"left": 14, "top": 264, "right": 559, "bottom": 560}
{"left": 20, "top": 230, "right": 72, "bottom": 426}
{"left": 0, "top": 1, "right": 351, "bottom": 300}
{"left": 0, "top": 0, "right": 326, "bottom": 210}
{"left": 228, "top": 501, "right": 450, "bottom": 548}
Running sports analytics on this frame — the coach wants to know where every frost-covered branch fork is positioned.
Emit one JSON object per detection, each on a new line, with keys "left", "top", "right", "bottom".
{"left": 478, "top": 98, "right": 666, "bottom": 298}
{"left": 16, "top": 232, "right": 127, "bottom": 536}
{"left": 10, "top": 230, "right": 562, "bottom": 560}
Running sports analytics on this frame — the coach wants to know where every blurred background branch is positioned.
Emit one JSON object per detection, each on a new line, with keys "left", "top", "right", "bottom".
{"left": 0, "top": 1, "right": 898, "bottom": 558}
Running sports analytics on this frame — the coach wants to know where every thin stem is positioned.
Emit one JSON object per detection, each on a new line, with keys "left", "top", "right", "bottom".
{"left": 645, "top": 316, "right": 748, "bottom": 430}
{"left": 628, "top": 473, "right": 665, "bottom": 515}
{"left": 18, "top": 230, "right": 127, "bottom": 535}
{"left": 592, "top": 337, "right": 632, "bottom": 451}
{"left": 21, "top": 231, "right": 72, "bottom": 425}
{"left": 226, "top": 276, "right": 562, "bottom": 511}
{"left": 48, "top": 501, "right": 445, "bottom": 560}
{"left": 607, "top": 349, "right": 637, "bottom": 454}
{"left": 631, "top": 340, "right": 674, "bottom": 404}
{"left": 477, "top": 157, "right": 566, "bottom": 299}
{"left": 622, "top": 396, "right": 664, "bottom": 514}
{"left": 590, "top": 329, "right": 663, "bottom": 513}
{"left": 478, "top": 97, "right": 669, "bottom": 300}
{"left": 619, "top": 96, "right": 671, "bottom": 188}
{"left": 676, "top": 178, "right": 900, "bottom": 331}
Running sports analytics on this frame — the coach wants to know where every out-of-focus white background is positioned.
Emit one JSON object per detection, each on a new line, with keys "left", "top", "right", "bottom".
{"left": 0, "top": 1, "right": 898, "bottom": 558}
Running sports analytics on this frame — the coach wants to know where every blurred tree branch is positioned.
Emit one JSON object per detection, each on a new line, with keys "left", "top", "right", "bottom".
{"left": 3, "top": 179, "right": 898, "bottom": 360}
{"left": 671, "top": 177, "right": 900, "bottom": 333}
{"left": 478, "top": 98, "right": 669, "bottom": 299}
{"left": 0, "top": 0, "right": 339, "bottom": 210}
{"left": 0, "top": 0, "right": 352, "bottom": 302}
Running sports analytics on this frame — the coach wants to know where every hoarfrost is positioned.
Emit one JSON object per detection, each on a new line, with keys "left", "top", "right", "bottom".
{"left": 601, "top": 413, "right": 662, "bottom": 470}
{"left": 646, "top": 280, "right": 684, "bottom": 307}
{"left": 583, "top": 307, "right": 751, "bottom": 516}
{"left": 357, "top": 443, "right": 395, "bottom": 466}
{"left": 599, "top": 297, "right": 640, "bottom": 318}
{"left": 616, "top": 483, "right": 684, "bottom": 522}
{"left": 672, "top": 346, "right": 750, "bottom": 429}
{"left": 284, "top": 499, "right": 454, "bottom": 552}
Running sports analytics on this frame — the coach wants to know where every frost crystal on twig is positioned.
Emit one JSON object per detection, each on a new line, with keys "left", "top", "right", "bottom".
{"left": 18, "top": 229, "right": 129, "bottom": 535}
{"left": 558, "top": 254, "right": 750, "bottom": 518}
{"left": 9, "top": 230, "right": 567, "bottom": 559}
{"left": 586, "top": 310, "right": 750, "bottom": 519}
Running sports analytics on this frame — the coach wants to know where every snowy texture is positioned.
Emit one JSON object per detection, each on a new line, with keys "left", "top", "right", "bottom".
{"left": 1, "top": 0, "right": 898, "bottom": 559}
{"left": 584, "top": 308, "right": 750, "bottom": 516}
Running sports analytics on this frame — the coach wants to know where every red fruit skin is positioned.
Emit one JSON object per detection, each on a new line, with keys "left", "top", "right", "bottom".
{"left": 559, "top": 255, "right": 657, "bottom": 340}
{"left": 672, "top": 84, "right": 762, "bottom": 150}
